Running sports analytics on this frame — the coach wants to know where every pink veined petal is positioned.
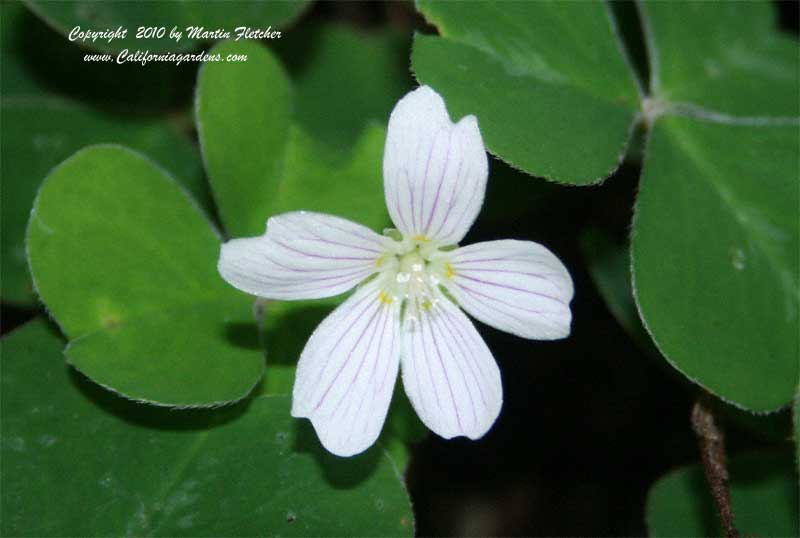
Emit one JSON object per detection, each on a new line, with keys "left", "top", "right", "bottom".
{"left": 443, "top": 240, "right": 574, "bottom": 340}
{"left": 400, "top": 293, "right": 502, "bottom": 440}
{"left": 383, "top": 86, "right": 488, "bottom": 245}
{"left": 291, "top": 280, "right": 402, "bottom": 457}
{"left": 218, "top": 211, "right": 384, "bottom": 300}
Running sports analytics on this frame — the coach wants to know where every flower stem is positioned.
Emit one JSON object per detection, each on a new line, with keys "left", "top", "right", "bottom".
{"left": 690, "top": 396, "right": 739, "bottom": 538}
{"left": 252, "top": 297, "right": 270, "bottom": 345}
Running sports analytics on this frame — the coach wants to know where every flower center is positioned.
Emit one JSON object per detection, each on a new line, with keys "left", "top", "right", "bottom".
{"left": 376, "top": 233, "right": 451, "bottom": 309}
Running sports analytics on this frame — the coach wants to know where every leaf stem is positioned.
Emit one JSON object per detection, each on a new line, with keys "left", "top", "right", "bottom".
{"left": 690, "top": 396, "right": 739, "bottom": 538}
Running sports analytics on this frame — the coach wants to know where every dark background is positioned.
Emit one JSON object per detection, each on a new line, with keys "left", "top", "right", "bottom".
{"left": 2, "top": 1, "right": 797, "bottom": 535}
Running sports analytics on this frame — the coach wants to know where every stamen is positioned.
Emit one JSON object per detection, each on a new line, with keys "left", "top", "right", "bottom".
{"left": 376, "top": 233, "right": 455, "bottom": 314}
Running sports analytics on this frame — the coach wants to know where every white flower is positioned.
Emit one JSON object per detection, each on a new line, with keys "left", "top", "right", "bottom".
{"left": 218, "top": 86, "right": 574, "bottom": 457}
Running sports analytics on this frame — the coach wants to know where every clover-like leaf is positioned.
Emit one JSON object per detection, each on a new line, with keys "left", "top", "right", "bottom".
{"left": 195, "top": 39, "right": 292, "bottom": 238}
{"left": 1, "top": 97, "right": 207, "bottom": 306}
{"left": 1, "top": 319, "right": 414, "bottom": 536}
{"left": 197, "top": 39, "right": 391, "bottom": 238}
{"left": 276, "top": 24, "right": 413, "bottom": 150}
{"left": 270, "top": 124, "right": 390, "bottom": 228}
{"left": 23, "top": 0, "right": 310, "bottom": 53}
{"left": 646, "top": 452, "right": 798, "bottom": 537}
{"left": 412, "top": 0, "right": 641, "bottom": 184}
{"left": 412, "top": 1, "right": 799, "bottom": 412}
{"left": 639, "top": 0, "right": 799, "bottom": 117}
{"left": 632, "top": 116, "right": 798, "bottom": 411}
{"left": 634, "top": 2, "right": 799, "bottom": 412}
{"left": 26, "top": 145, "right": 264, "bottom": 406}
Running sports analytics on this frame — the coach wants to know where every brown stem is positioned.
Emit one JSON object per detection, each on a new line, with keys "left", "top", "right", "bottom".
{"left": 691, "top": 397, "right": 739, "bottom": 538}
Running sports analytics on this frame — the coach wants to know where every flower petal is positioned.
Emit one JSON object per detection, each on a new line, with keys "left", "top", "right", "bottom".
{"left": 400, "top": 294, "right": 502, "bottom": 440}
{"left": 291, "top": 280, "right": 401, "bottom": 457}
{"left": 218, "top": 211, "right": 384, "bottom": 300}
{"left": 383, "top": 86, "right": 488, "bottom": 245}
{"left": 442, "top": 240, "right": 574, "bottom": 340}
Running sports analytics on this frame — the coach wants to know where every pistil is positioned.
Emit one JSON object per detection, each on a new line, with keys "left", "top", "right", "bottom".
{"left": 377, "top": 234, "right": 450, "bottom": 310}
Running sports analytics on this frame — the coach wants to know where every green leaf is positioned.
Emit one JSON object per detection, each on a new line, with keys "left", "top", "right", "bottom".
{"left": 26, "top": 145, "right": 263, "bottom": 405}
{"left": 412, "top": 0, "right": 641, "bottom": 184}
{"left": 66, "top": 299, "right": 264, "bottom": 406}
{"left": 632, "top": 115, "right": 799, "bottom": 411}
{"left": 197, "top": 40, "right": 390, "bottom": 238}
{"left": 646, "top": 452, "right": 798, "bottom": 537}
{"left": 196, "top": 39, "right": 291, "bottom": 238}
{"left": 276, "top": 24, "right": 413, "bottom": 150}
{"left": 1, "top": 319, "right": 414, "bottom": 537}
{"left": 1, "top": 97, "right": 207, "bottom": 305}
{"left": 271, "top": 124, "right": 390, "bottom": 230}
{"left": 23, "top": 0, "right": 309, "bottom": 53}
{"left": 207, "top": 121, "right": 389, "bottom": 239}
{"left": 639, "top": 0, "right": 799, "bottom": 117}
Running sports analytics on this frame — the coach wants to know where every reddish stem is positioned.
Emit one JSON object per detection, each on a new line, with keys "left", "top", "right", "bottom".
{"left": 691, "top": 397, "right": 739, "bottom": 538}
